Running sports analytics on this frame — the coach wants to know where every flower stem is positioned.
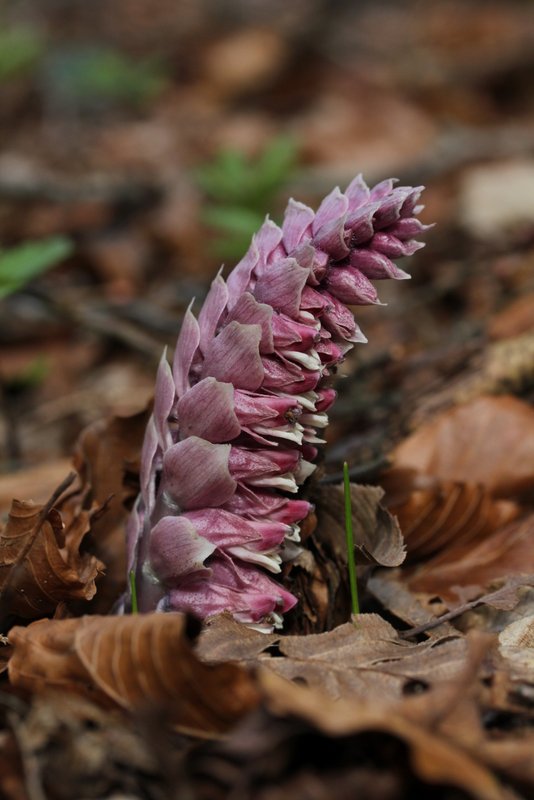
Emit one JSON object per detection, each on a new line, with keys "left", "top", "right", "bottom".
{"left": 343, "top": 461, "right": 359, "bottom": 617}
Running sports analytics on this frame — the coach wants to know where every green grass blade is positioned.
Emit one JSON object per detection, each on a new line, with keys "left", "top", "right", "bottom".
{"left": 343, "top": 462, "right": 360, "bottom": 617}
{"left": 129, "top": 569, "right": 138, "bottom": 614}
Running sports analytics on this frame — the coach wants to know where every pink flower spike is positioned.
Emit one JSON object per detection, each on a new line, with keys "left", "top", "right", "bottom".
{"left": 129, "top": 170, "right": 431, "bottom": 628}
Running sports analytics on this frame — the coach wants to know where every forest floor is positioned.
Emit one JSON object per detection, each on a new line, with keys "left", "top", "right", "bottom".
{"left": 1, "top": 2, "right": 534, "bottom": 798}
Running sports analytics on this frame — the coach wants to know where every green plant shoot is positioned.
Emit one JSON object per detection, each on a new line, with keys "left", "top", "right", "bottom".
{"left": 343, "top": 461, "right": 360, "bottom": 617}
{"left": 129, "top": 570, "right": 138, "bottom": 614}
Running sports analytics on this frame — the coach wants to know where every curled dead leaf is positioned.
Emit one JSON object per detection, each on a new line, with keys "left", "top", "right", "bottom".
{"left": 381, "top": 467, "right": 518, "bottom": 562}
{"left": 8, "top": 612, "right": 260, "bottom": 735}
{"left": 0, "top": 479, "right": 104, "bottom": 625}
{"left": 314, "top": 483, "right": 406, "bottom": 568}
{"left": 407, "top": 515, "right": 534, "bottom": 604}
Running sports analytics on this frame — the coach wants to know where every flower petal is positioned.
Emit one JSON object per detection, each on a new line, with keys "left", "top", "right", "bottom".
{"left": 350, "top": 249, "right": 410, "bottom": 280}
{"left": 254, "top": 257, "right": 309, "bottom": 317}
{"left": 312, "top": 186, "right": 349, "bottom": 234}
{"left": 254, "top": 218, "right": 284, "bottom": 275}
{"left": 140, "top": 415, "right": 159, "bottom": 513}
{"left": 369, "top": 233, "right": 423, "bottom": 259}
{"left": 177, "top": 377, "right": 240, "bottom": 443}
{"left": 167, "top": 554, "right": 297, "bottom": 624}
{"left": 225, "top": 292, "right": 274, "bottom": 353}
{"left": 282, "top": 198, "right": 314, "bottom": 251}
{"left": 149, "top": 515, "right": 216, "bottom": 581}
{"left": 201, "top": 321, "right": 264, "bottom": 390}
{"left": 313, "top": 216, "right": 350, "bottom": 260}
{"left": 320, "top": 290, "right": 368, "bottom": 343}
{"left": 345, "top": 173, "right": 370, "bottom": 211}
{"left": 162, "top": 436, "right": 236, "bottom": 510}
{"left": 325, "top": 265, "right": 381, "bottom": 305}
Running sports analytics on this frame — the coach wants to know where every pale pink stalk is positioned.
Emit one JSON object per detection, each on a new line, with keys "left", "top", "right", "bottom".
{"left": 127, "top": 175, "right": 430, "bottom": 629}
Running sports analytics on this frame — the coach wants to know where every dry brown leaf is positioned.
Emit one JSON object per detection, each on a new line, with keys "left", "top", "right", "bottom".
{"left": 489, "top": 293, "right": 534, "bottom": 340}
{"left": 315, "top": 483, "right": 406, "bottom": 568}
{"left": 407, "top": 515, "right": 534, "bottom": 603}
{"left": 8, "top": 612, "right": 260, "bottom": 734}
{"left": 392, "top": 395, "right": 534, "bottom": 500}
{"left": 198, "top": 613, "right": 467, "bottom": 703}
{"left": 190, "top": 668, "right": 506, "bottom": 800}
{"left": 0, "top": 458, "right": 73, "bottom": 518}
{"left": 0, "top": 482, "right": 104, "bottom": 625}
{"left": 7, "top": 691, "right": 169, "bottom": 800}
{"left": 381, "top": 467, "right": 519, "bottom": 562}
{"left": 66, "top": 408, "right": 149, "bottom": 612}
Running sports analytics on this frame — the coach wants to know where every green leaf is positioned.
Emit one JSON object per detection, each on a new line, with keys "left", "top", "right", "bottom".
{"left": 203, "top": 205, "right": 264, "bottom": 234}
{"left": 0, "top": 236, "right": 74, "bottom": 299}
{"left": 196, "top": 134, "right": 298, "bottom": 209}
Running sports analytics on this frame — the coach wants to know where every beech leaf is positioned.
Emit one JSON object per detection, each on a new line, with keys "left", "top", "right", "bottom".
{"left": 8, "top": 612, "right": 260, "bottom": 734}
{"left": 314, "top": 482, "right": 406, "bottom": 568}
{"left": 198, "top": 613, "right": 467, "bottom": 703}
{"left": 392, "top": 395, "right": 534, "bottom": 500}
{"left": 0, "top": 480, "right": 104, "bottom": 624}
{"left": 381, "top": 468, "right": 519, "bottom": 562}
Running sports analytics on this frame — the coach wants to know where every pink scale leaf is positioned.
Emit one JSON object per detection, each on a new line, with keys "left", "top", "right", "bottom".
{"left": 177, "top": 377, "right": 240, "bottom": 443}
{"left": 162, "top": 437, "right": 236, "bottom": 511}
{"left": 172, "top": 302, "right": 200, "bottom": 397}
{"left": 201, "top": 321, "right": 264, "bottom": 391}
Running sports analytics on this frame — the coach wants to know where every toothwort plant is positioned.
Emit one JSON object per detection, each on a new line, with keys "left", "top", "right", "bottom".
{"left": 127, "top": 175, "right": 430, "bottom": 630}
